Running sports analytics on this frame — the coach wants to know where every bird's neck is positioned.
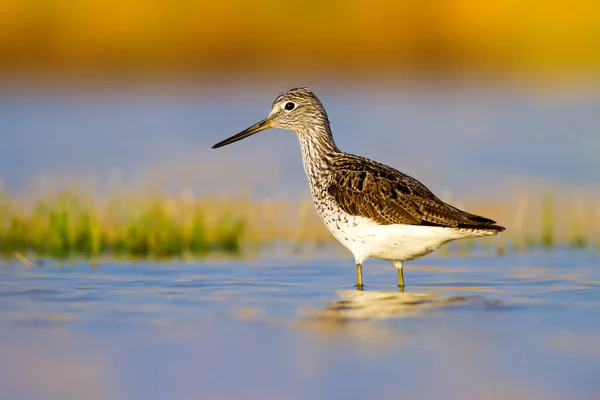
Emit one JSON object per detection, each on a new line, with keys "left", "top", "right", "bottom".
{"left": 296, "top": 124, "right": 339, "bottom": 186}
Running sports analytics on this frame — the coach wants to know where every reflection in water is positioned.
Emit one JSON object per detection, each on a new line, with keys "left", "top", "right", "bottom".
{"left": 301, "top": 290, "right": 499, "bottom": 321}
{"left": 295, "top": 290, "right": 504, "bottom": 353}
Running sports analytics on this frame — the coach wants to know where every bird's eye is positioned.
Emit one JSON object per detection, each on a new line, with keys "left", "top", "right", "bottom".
{"left": 284, "top": 102, "right": 295, "bottom": 111}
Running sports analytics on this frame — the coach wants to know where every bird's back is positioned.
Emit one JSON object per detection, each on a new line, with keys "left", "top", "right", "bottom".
{"left": 324, "top": 152, "right": 505, "bottom": 232}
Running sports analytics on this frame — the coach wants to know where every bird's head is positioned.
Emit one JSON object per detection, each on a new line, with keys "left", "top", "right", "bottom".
{"left": 212, "top": 87, "right": 330, "bottom": 149}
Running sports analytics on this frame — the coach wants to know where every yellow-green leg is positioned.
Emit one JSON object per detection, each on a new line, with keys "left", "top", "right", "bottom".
{"left": 356, "top": 263, "right": 364, "bottom": 291}
{"left": 394, "top": 261, "right": 405, "bottom": 290}
{"left": 397, "top": 269, "right": 405, "bottom": 292}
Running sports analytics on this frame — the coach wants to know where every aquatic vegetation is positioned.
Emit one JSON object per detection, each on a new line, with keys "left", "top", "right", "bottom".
{"left": 0, "top": 188, "right": 598, "bottom": 260}
{"left": 540, "top": 192, "right": 555, "bottom": 248}
{"left": 0, "top": 190, "right": 247, "bottom": 259}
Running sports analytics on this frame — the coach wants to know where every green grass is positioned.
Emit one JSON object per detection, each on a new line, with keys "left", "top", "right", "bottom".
{"left": 540, "top": 192, "right": 555, "bottom": 249}
{"left": 0, "top": 190, "right": 247, "bottom": 260}
{"left": 0, "top": 188, "right": 599, "bottom": 261}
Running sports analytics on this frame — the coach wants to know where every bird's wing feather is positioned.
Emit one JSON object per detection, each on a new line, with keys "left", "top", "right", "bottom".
{"left": 326, "top": 158, "right": 504, "bottom": 230}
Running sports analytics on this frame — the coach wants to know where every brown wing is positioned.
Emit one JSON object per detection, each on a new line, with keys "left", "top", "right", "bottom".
{"left": 326, "top": 159, "right": 504, "bottom": 231}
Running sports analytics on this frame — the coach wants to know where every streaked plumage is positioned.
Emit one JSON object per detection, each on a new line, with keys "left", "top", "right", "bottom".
{"left": 212, "top": 87, "right": 505, "bottom": 289}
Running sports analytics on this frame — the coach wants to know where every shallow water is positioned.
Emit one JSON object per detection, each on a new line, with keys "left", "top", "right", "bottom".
{"left": 0, "top": 250, "right": 599, "bottom": 400}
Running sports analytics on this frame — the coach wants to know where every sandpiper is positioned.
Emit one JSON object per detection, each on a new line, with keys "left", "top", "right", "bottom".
{"left": 212, "top": 87, "right": 505, "bottom": 290}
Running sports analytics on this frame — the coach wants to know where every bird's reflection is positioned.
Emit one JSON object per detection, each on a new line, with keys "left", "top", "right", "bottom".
{"left": 301, "top": 289, "right": 499, "bottom": 322}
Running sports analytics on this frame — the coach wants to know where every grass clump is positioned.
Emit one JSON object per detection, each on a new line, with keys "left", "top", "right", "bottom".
{"left": 1, "top": 186, "right": 600, "bottom": 261}
{"left": 540, "top": 192, "right": 555, "bottom": 249}
{"left": 0, "top": 190, "right": 246, "bottom": 260}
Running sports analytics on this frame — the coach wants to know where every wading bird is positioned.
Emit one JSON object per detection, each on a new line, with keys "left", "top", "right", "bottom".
{"left": 212, "top": 87, "right": 504, "bottom": 290}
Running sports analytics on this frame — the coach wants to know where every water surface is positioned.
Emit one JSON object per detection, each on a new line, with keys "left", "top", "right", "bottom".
{"left": 1, "top": 84, "right": 599, "bottom": 196}
{"left": 0, "top": 250, "right": 599, "bottom": 399}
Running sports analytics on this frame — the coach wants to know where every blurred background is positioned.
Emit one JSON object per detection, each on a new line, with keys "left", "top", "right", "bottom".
{"left": 1, "top": 0, "right": 599, "bottom": 258}
{"left": 3, "top": 5, "right": 600, "bottom": 399}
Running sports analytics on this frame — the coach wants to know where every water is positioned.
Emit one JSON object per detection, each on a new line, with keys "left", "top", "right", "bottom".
{"left": 0, "top": 250, "right": 598, "bottom": 400}
{"left": 1, "top": 84, "right": 599, "bottom": 196}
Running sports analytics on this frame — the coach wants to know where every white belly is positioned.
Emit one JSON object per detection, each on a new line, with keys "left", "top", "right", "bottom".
{"left": 320, "top": 212, "right": 497, "bottom": 263}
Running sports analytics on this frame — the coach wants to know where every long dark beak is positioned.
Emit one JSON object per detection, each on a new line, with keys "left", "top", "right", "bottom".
{"left": 212, "top": 118, "right": 272, "bottom": 149}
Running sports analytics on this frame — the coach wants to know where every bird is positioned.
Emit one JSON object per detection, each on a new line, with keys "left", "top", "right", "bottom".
{"left": 212, "top": 87, "right": 505, "bottom": 290}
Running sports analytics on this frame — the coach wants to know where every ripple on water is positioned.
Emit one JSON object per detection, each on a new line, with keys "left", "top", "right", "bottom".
{"left": 0, "top": 251, "right": 598, "bottom": 399}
